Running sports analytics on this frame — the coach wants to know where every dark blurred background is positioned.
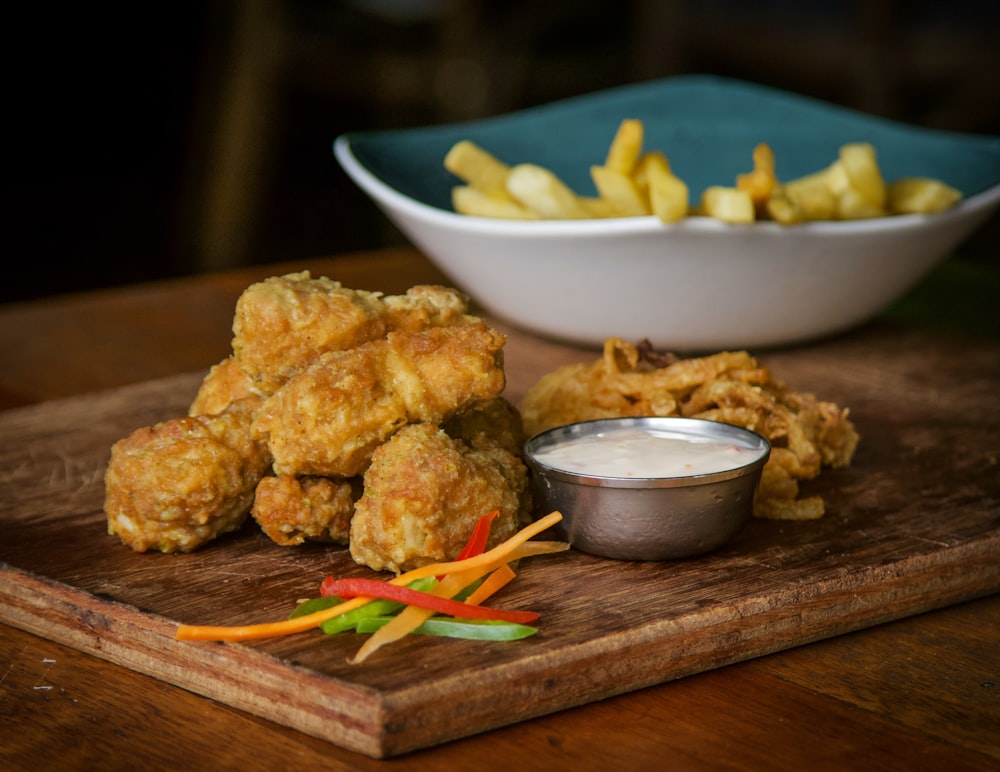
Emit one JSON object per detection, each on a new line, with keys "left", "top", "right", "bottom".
{"left": 4, "top": 0, "right": 1000, "bottom": 303}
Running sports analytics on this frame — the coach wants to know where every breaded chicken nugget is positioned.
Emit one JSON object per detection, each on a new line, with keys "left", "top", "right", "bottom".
{"left": 382, "top": 284, "right": 471, "bottom": 333}
{"left": 232, "top": 274, "right": 475, "bottom": 395}
{"left": 105, "top": 399, "right": 272, "bottom": 553}
{"left": 253, "top": 321, "right": 506, "bottom": 477}
{"left": 442, "top": 397, "right": 526, "bottom": 457}
{"left": 232, "top": 272, "right": 389, "bottom": 393}
{"left": 252, "top": 474, "right": 360, "bottom": 546}
{"left": 189, "top": 355, "right": 263, "bottom": 416}
{"left": 350, "top": 423, "right": 527, "bottom": 573}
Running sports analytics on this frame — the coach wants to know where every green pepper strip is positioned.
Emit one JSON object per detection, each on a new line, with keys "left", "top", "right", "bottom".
{"left": 356, "top": 616, "right": 537, "bottom": 641}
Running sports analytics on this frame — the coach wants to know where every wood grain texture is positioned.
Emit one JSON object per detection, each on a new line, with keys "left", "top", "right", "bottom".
{"left": 2, "top": 306, "right": 998, "bottom": 758}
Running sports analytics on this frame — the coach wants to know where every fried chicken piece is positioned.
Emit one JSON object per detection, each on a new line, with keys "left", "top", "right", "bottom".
{"left": 231, "top": 272, "right": 390, "bottom": 394}
{"left": 231, "top": 273, "right": 474, "bottom": 395}
{"left": 105, "top": 399, "right": 272, "bottom": 553}
{"left": 253, "top": 321, "right": 507, "bottom": 478}
{"left": 189, "top": 355, "right": 263, "bottom": 417}
{"left": 252, "top": 474, "right": 360, "bottom": 546}
{"left": 442, "top": 397, "right": 526, "bottom": 457}
{"left": 382, "top": 284, "right": 471, "bottom": 333}
{"left": 350, "top": 423, "right": 528, "bottom": 573}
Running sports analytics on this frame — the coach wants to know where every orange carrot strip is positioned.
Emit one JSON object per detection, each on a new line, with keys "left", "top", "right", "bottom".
{"left": 464, "top": 563, "right": 517, "bottom": 606}
{"left": 175, "top": 596, "right": 372, "bottom": 642}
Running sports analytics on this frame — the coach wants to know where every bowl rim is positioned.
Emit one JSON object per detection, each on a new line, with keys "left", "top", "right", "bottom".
{"left": 335, "top": 133, "right": 1000, "bottom": 239}
{"left": 523, "top": 416, "right": 772, "bottom": 489}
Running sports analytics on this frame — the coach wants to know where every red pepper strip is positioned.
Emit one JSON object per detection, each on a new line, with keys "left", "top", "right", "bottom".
{"left": 321, "top": 577, "right": 538, "bottom": 624}
{"left": 456, "top": 509, "right": 500, "bottom": 561}
{"left": 319, "top": 575, "right": 338, "bottom": 597}
{"left": 437, "top": 509, "right": 499, "bottom": 580}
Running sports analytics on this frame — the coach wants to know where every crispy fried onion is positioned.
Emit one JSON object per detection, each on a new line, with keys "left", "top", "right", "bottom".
{"left": 520, "top": 338, "right": 859, "bottom": 520}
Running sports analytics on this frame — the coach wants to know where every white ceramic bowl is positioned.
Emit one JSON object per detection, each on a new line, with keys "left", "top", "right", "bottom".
{"left": 335, "top": 75, "right": 1000, "bottom": 350}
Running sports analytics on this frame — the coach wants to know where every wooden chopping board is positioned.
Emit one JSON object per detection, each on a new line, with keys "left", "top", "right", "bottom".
{"left": 2, "top": 319, "right": 999, "bottom": 759}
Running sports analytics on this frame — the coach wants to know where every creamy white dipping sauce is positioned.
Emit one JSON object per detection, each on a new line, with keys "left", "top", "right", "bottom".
{"left": 532, "top": 427, "right": 763, "bottom": 478}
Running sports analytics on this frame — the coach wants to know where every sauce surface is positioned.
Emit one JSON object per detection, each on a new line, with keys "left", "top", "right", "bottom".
{"left": 531, "top": 426, "right": 764, "bottom": 478}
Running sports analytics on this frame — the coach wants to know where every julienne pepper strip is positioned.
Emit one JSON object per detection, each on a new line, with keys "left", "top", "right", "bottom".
{"left": 455, "top": 509, "right": 500, "bottom": 560}
{"left": 319, "top": 578, "right": 539, "bottom": 624}
{"left": 292, "top": 575, "right": 440, "bottom": 634}
{"left": 355, "top": 617, "right": 537, "bottom": 641}
{"left": 464, "top": 562, "right": 517, "bottom": 606}
{"left": 174, "top": 510, "right": 565, "bottom": 644}
{"left": 431, "top": 509, "right": 498, "bottom": 582}
{"left": 349, "top": 564, "right": 486, "bottom": 663}
{"left": 345, "top": 522, "right": 566, "bottom": 663}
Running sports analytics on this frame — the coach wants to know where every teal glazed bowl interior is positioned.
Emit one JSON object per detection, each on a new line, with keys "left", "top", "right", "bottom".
{"left": 335, "top": 74, "right": 1000, "bottom": 350}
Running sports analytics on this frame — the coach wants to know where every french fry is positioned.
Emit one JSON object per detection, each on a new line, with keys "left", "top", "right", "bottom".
{"left": 783, "top": 167, "right": 838, "bottom": 221}
{"left": 444, "top": 140, "right": 514, "bottom": 200}
{"left": 836, "top": 187, "right": 886, "bottom": 220}
{"left": 888, "top": 177, "right": 962, "bottom": 214}
{"left": 451, "top": 186, "right": 540, "bottom": 220}
{"left": 505, "top": 163, "right": 591, "bottom": 219}
{"left": 701, "top": 186, "right": 755, "bottom": 224}
{"left": 824, "top": 160, "right": 883, "bottom": 219}
{"left": 444, "top": 129, "right": 962, "bottom": 226}
{"left": 838, "top": 142, "right": 887, "bottom": 210}
{"left": 604, "top": 118, "right": 644, "bottom": 175}
{"left": 579, "top": 196, "right": 620, "bottom": 218}
{"left": 637, "top": 151, "right": 688, "bottom": 223}
{"left": 765, "top": 185, "right": 804, "bottom": 225}
{"left": 736, "top": 143, "right": 777, "bottom": 214}
{"left": 590, "top": 165, "right": 650, "bottom": 217}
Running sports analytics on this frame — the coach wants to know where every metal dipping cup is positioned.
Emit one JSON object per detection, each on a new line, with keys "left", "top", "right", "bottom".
{"left": 524, "top": 417, "right": 771, "bottom": 560}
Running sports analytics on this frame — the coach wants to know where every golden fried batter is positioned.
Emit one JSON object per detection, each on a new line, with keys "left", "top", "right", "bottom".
{"left": 252, "top": 474, "right": 360, "bottom": 546}
{"left": 520, "top": 338, "right": 859, "bottom": 520}
{"left": 442, "top": 397, "right": 526, "bottom": 457}
{"left": 105, "top": 399, "right": 271, "bottom": 552}
{"left": 382, "top": 284, "right": 471, "bottom": 333}
{"left": 232, "top": 272, "right": 390, "bottom": 394}
{"left": 189, "top": 355, "right": 263, "bottom": 417}
{"left": 231, "top": 273, "right": 474, "bottom": 395}
{"left": 253, "top": 321, "right": 507, "bottom": 478}
{"left": 104, "top": 273, "right": 519, "bottom": 563}
{"left": 350, "top": 423, "right": 527, "bottom": 573}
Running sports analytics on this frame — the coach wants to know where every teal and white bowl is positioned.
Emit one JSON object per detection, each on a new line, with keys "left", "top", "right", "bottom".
{"left": 335, "top": 75, "right": 1000, "bottom": 350}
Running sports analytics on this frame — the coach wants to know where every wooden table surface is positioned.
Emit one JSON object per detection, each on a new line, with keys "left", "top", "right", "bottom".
{"left": 2, "top": 247, "right": 998, "bottom": 771}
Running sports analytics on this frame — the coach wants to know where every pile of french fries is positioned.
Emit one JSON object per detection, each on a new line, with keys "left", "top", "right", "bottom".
{"left": 444, "top": 119, "right": 962, "bottom": 225}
